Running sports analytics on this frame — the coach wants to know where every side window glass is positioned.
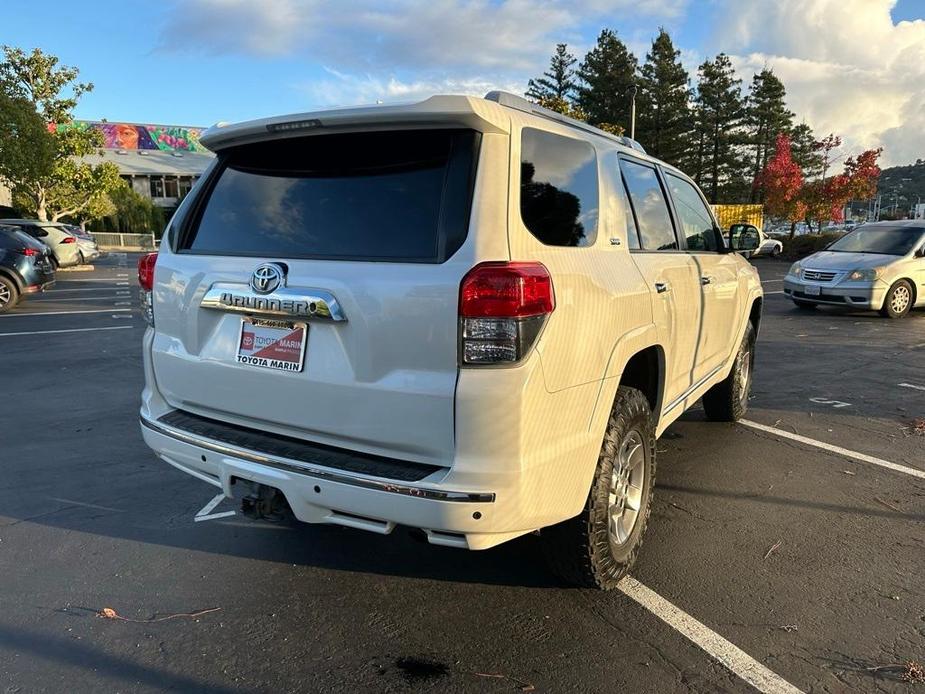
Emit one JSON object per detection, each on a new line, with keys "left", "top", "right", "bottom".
{"left": 619, "top": 159, "right": 677, "bottom": 250}
{"left": 520, "top": 128, "right": 599, "bottom": 247}
{"left": 665, "top": 173, "right": 719, "bottom": 252}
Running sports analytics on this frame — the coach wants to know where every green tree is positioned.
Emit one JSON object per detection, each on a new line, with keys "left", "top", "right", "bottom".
{"left": 95, "top": 181, "right": 163, "bottom": 235}
{"left": 636, "top": 29, "right": 692, "bottom": 170}
{"left": 0, "top": 46, "right": 120, "bottom": 221}
{"left": 692, "top": 54, "right": 746, "bottom": 203}
{"left": 526, "top": 44, "right": 577, "bottom": 102}
{"left": 787, "top": 122, "right": 822, "bottom": 180}
{"left": 575, "top": 29, "right": 638, "bottom": 133}
{"left": 745, "top": 69, "right": 794, "bottom": 202}
{"left": 0, "top": 93, "right": 55, "bottom": 188}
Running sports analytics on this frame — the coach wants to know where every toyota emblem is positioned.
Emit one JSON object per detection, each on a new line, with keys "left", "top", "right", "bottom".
{"left": 250, "top": 263, "right": 285, "bottom": 294}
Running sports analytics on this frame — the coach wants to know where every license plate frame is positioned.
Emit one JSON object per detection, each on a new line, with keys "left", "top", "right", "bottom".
{"left": 804, "top": 284, "right": 821, "bottom": 297}
{"left": 236, "top": 317, "right": 308, "bottom": 373}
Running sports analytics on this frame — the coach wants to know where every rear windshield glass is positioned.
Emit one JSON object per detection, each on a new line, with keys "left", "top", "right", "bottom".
{"left": 826, "top": 226, "right": 925, "bottom": 255}
{"left": 179, "top": 129, "right": 479, "bottom": 262}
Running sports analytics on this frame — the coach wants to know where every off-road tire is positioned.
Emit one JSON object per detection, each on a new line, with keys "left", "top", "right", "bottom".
{"left": 0, "top": 276, "right": 19, "bottom": 314}
{"left": 792, "top": 299, "right": 815, "bottom": 310}
{"left": 542, "top": 386, "right": 655, "bottom": 590}
{"left": 702, "top": 322, "right": 755, "bottom": 422}
{"left": 879, "top": 279, "right": 914, "bottom": 319}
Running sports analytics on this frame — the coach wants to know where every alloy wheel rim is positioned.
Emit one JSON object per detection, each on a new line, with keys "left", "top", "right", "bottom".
{"left": 608, "top": 429, "right": 646, "bottom": 547}
{"left": 0, "top": 284, "right": 9, "bottom": 306}
{"left": 739, "top": 350, "right": 751, "bottom": 404}
{"left": 891, "top": 286, "right": 910, "bottom": 314}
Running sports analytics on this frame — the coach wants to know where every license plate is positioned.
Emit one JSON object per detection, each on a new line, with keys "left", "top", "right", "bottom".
{"left": 804, "top": 285, "right": 821, "bottom": 296}
{"left": 236, "top": 317, "right": 307, "bottom": 372}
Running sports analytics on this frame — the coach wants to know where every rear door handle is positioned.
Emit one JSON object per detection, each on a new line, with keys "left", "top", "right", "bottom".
{"left": 701, "top": 276, "right": 712, "bottom": 285}
{"left": 655, "top": 281, "right": 670, "bottom": 294}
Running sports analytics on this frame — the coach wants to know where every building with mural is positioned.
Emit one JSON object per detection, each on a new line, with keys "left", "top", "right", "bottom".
{"left": 54, "top": 120, "right": 214, "bottom": 214}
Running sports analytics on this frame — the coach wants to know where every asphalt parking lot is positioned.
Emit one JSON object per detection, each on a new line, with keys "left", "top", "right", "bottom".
{"left": 1, "top": 254, "right": 923, "bottom": 693}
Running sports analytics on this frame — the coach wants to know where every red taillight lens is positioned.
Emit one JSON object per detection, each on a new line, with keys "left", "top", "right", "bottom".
{"left": 459, "top": 262, "right": 555, "bottom": 317}
{"left": 459, "top": 262, "right": 554, "bottom": 365}
{"left": 61, "top": 236, "right": 76, "bottom": 244}
{"left": 18, "top": 247, "right": 39, "bottom": 256}
{"left": 138, "top": 252, "right": 158, "bottom": 292}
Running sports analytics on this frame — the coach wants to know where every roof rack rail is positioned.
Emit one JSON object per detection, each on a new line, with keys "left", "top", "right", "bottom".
{"left": 484, "top": 90, "right": 646, "bottom": 154}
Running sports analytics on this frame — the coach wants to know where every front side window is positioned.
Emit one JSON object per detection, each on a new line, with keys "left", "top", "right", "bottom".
{"left": 620, "top": 159, "right": 677, "bottom": 251}
{"left": 520, "top": 128, "right": 598, "bottom": 247}
{"left": 665, "top": 173, "right": 719, "bottom": 252}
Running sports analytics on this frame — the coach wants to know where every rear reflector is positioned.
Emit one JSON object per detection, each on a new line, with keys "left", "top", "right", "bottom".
{"left": 138, "top": 252, "right": 158, "bottom": 291}
{"left": 459, "top": 262, "right": 554, "bottom": 365}
{"left": 61, "top": 236, "right": 76, "bottom": 244}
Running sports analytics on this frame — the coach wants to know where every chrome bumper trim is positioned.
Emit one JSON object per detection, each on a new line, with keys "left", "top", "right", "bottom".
{"left": 141, "top": 416, "right": 495, "bottom": 503}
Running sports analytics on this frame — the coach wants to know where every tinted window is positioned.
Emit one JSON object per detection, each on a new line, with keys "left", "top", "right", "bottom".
{"left": 620, "top": 159, "right": 677, "bottom": 250}
{"left": 665, "top": 173, "right": 719, "bottom": 251}
{"left": 181, "top": 129, "right": 479, "bottom": 262}
{"left": 520, "top": 128, "right": 598, "bottom": 247}
{"left": 827, "top": 226, "right": 925, "bottom": 256}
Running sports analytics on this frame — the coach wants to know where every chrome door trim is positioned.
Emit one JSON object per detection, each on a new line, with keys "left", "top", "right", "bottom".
{"left": 663, "top": 364, "right": 724, "bottom": 414}
{"left": 200, "top": 283, "right": 347, "bottom": 321}
{"left": 141, "top": 416, "right": 495, "bottom": 503}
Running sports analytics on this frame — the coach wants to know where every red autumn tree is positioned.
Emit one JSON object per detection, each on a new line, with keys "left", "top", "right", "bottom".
{"left": 754, "top": 134, "right": 807, "bottom": 239}
{"left": 801, "top": 146, "right": 882, "bottom": 231}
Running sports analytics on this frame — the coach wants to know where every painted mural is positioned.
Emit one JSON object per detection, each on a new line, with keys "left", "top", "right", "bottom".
{"left": 50, "top": 121, "right": 206, "bottom": 152}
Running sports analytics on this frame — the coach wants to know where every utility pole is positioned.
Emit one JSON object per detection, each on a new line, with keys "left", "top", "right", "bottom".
{"left": 629, "top": 85, "right": 638, "bottom": 140}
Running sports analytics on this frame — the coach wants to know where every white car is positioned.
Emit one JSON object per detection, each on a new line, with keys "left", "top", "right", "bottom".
{"left": 0, "top": 219, "right": 84, "bottom": 267}
{"left": 138, "top": 92, "right": 762, "bottom": 589}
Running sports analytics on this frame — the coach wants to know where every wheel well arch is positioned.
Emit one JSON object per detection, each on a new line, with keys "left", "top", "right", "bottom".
{"left": 0, "top": 266, "right": 24, "bottom": 293}
{"left": 749, "top": 297, "right": 762, "bottom": 337}
{"left": 617, "top": 345, "right": 665, "bottom": 416}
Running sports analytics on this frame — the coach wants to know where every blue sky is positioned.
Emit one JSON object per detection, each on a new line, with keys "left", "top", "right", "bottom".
{"left": 2, "top": 0, "right": 924, "bottom": 164}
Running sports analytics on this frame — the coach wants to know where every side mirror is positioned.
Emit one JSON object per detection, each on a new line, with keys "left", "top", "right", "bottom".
{"left": 916, "top": 246, "right": 925, "bottom": 258}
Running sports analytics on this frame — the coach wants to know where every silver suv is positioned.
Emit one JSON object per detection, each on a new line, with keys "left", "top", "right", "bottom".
{"left": 139, "top": 92, "right": 762, "bottom": 588}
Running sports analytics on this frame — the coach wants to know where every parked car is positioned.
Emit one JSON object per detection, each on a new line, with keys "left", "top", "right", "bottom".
{"left": 61, "top": 224, "right": 101, "bottom": 262}
{"left": 138, "top": 91, "right": 762, "bottom": 589}
{"left": 61, "top": 223, "right": 95, "bottom": 241}
{"left": 728, "top": 223, "right": 783, "bottom": 257}
{"left": 784, "top": 220, "right": 925, "bottom": 318}
{"left": 0, "top": 219, "right": 93, "bottom": 267}
{"left": 0, "top": 224, "right": 56, "bottom": 313}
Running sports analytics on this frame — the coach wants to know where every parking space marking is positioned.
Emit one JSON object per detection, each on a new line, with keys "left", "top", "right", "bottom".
{"left": 809, "top": 397, "right": 852, "bottom": 408}
{"left": 0, "top": 326, "right": 133, "bottom": 337}
{"left": 0, "top": 308, "right": 132, "bottom": 317}
{"left": 898, "top": 382, "right": 925, "bottom": 392}
{"left": 619, "top": 578, "right": 803, "bottom": 694}
{"left": 54, "top": 278, "right": 131, "bottom": 284}
{"left": 46, "top": 287, "right": 125, "bottom": 293}
{"left": 761, "top": 279, "right": 783, "bottom": 283}
{"left": 740, "top": 419, "right": 925, "bottom": 480}
{"left": 194, "top": 493, "right": 236, "bottom": 522}
{"left": 31, "top": 295, "right": 123, "bottom": 302}
{"left": 765, "top": 290, "right": 784, "bottom": 295}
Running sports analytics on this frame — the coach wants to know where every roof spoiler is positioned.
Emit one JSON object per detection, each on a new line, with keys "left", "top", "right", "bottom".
{"left": 484, "top": 91, "right": 647, "bottom": 154}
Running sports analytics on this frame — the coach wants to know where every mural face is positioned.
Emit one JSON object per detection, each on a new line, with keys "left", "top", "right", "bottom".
{"left": 51, "top": 121, "right": 205, "bottom": 152}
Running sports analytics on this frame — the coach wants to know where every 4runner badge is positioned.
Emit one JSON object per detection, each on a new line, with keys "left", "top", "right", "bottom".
{"left": 250, "top": 263, "right": 286, "bottom": 294}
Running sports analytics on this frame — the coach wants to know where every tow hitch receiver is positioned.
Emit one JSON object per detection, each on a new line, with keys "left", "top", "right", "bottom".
{"left": 238, "top": 481, "right": 292, "bottom": 522}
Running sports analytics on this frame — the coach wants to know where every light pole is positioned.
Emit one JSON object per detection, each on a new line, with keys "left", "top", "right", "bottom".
{"left": 629, "top": 85, "right": 638, "bottom": 140}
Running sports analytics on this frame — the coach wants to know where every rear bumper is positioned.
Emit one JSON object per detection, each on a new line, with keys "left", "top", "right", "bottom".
{"left": 783, "top": 277, "right": 887, "bottom": 309}
{"left": 141, "top": 413, "right": 512, "bottom": 549}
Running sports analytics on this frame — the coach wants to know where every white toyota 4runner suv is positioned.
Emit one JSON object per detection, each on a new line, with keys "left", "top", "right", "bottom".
{"left": 139, "top": 91, "right": 762, "bottom": 589}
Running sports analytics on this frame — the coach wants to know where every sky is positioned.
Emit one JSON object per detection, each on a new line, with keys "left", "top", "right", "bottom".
{"left": 2, "top": 0, "right": 924, "bottom": 166}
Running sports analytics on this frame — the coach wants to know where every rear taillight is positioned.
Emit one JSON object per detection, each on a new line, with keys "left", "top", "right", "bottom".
{"left": 138, "top": 252, "right": 158, "bottom": 325}
{"left": 17, "top": 247, "right": 39, "bottom": 256}
{"left": 61, "top": 236, "right": 76, "bottom": 244}
{"left": 459, "top": 262, "right": 555, "bottom": 365}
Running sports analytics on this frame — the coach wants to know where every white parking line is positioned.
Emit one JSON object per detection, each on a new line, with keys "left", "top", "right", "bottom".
{"left": 46, "top": 287, "right": 124, "bottom": 293}
{"left": 30, "top": 296, "right": 122, "bottom": 302}
{"left": 194, "top": 493, "right": 236, "bottom": 522}
{"left": 761, "top": 279, "right": 784, "bottom": 283}
{"left": 765, "top": 290, "right": 784, "bottom": 295}
{"left": 55, "top": 278, "right": 130, "bottom": 283}
{"left": 1, "top": 308, "right": 132, "bottom": 317}
{"left": 619, "top": 578, "right": 803, "bottom": 694}
{"left": 898, "top": 382, "right": 925, "bottom": 392}
{"left": 740, "top": 419, "right": 925, "bottom": 480}
{"left": 0, "top": 326, "right": 133, "bottom": 337}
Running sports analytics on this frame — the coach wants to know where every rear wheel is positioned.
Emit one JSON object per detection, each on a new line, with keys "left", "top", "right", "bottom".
{"left": 879, "top": 279, "right": 913, "bottom": 319}
{"left": 50, "top": 256, "right": 59, "bottom": 271}
{"left": 77, "top": 250, "right": 85, "bottom": 265}
{"left": 0, "top": 276, "right": 19, "bottom": 314}
{"left": 702, "top": 322, "right": 755, "bottom": 422}
{"left": 542, "top": 386, "right": 655, "bottom": 590}
{"left": 792, "top": 299, "right": 816, "bottom": 310}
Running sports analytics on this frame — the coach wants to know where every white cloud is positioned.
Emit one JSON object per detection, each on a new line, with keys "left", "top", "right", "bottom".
{"left": 716, "top": 0, "right": 925, "bottom": 165}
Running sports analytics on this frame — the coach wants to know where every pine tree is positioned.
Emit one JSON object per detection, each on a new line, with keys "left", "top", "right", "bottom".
{"left": 745, "top": 69, "right": 794, "bottom": 202}
{"left": 788, "top": 121, "right": 822, "bottom": 175}
{"left": 526, "top": 44, "right": 577, "bottom": 102}
{"left": 575, "top": 29, "right": 638, "bottom": 132}
{"left": 693, "top": 54, "right": 746, "bottom": 203}
{"left": 636, "top": 29, "right": 692, "bottom": 170}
